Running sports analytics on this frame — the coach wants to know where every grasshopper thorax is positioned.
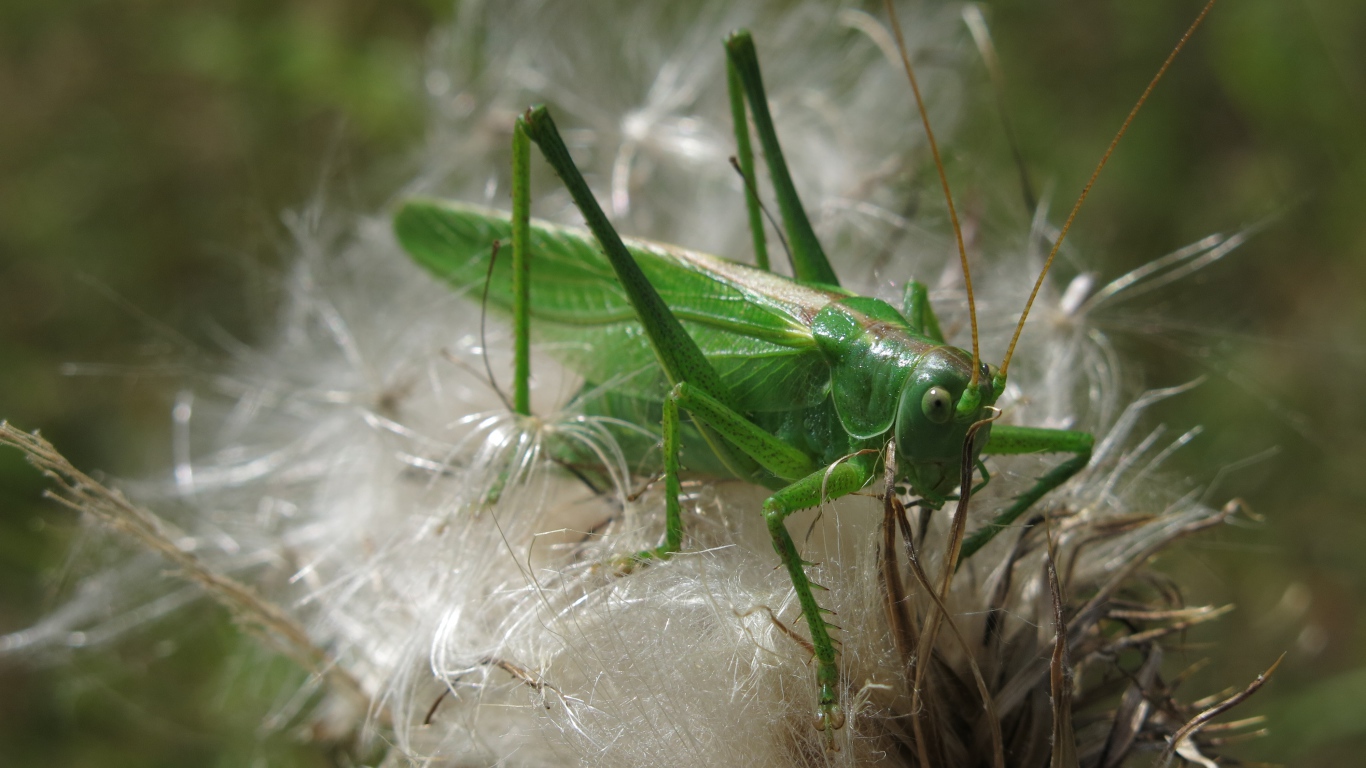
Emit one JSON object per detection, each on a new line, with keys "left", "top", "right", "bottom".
{"left": 811, "top": 297, "right": 996, "bottom": 503}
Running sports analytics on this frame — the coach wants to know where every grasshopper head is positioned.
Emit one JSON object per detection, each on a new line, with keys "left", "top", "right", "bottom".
{"left": 894, "top": 346, "right": 997, "bottom": 503}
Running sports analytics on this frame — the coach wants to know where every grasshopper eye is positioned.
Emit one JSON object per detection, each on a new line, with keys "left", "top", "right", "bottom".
{"left": 921, "top": 386, "right": 952, "bottom": 424}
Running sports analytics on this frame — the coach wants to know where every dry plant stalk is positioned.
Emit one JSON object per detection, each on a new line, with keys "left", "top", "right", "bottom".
{"left": 0, "top": 422, "right": 371, "bottom": 715}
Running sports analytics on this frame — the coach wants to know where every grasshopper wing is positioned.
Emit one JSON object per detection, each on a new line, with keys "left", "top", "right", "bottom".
{"left": 396, "top": 200, "right": 843, "bottom": 412}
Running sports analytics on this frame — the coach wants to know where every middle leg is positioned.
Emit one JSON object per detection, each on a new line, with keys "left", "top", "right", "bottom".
{"left": 639, "top": 381, "right": 816, "bottom": 562}
{"left": 763, "top": 456, "right": 878, "bottom": 745}
{"left": 637, "top": 380, "right": 878, "bottom": 744}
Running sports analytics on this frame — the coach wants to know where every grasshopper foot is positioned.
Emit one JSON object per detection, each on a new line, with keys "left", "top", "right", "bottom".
{"left": 600, "top": 545, "right": 673, "bottom": 577}
{"left": 813, "top": 700, "right": 846, "bottom": 751}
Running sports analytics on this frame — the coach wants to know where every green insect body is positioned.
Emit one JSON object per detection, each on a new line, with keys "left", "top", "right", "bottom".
{"left": 396, "top": 31, "right": 1097, "bottom": 743}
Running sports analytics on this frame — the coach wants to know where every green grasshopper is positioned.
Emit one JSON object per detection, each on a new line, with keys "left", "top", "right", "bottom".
{"left": 394, "top": 4, "right": 1213, "bottom": 742}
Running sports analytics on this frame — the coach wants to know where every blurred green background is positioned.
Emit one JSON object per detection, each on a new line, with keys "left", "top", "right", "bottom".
{"left": 1, "top": 0, "right": 1362, "bottom": 764}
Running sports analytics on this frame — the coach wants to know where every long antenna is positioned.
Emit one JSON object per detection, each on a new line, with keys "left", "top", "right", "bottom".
{"left": 1000, "top": 0, "right": 1218, "bottom": 377}
{"left": 883, "top": 0, "right": 980, "bottom": 389}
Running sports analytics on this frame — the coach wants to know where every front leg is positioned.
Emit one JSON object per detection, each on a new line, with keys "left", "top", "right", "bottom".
{"left": 959, "top": 425, "right": 1093, "bottom": 560}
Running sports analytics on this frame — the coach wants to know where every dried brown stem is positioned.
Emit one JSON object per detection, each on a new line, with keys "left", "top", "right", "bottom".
{"left": 0, "top": 422, "right": 373, "bottom": 716}
{"left": 1155, "top": 653, "right": 1285, "bottom": 768}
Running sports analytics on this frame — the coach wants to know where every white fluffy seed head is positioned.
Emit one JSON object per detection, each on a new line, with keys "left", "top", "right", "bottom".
{"left": 4, "top": 1, "right": 1246, "bottom": 765}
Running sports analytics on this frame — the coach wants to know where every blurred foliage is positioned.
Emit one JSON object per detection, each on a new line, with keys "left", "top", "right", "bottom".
{"left": 0, "top": 0, "right": 450, "bottom": 765}
{"left": 1, "top": 0, "right": 1363, "bottom": 765}
{"left": 980, "top": 1, "right": 1366, "bottom": 765}
{"left": 930, "top": 5, "right": 1366, "bottom": 757}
